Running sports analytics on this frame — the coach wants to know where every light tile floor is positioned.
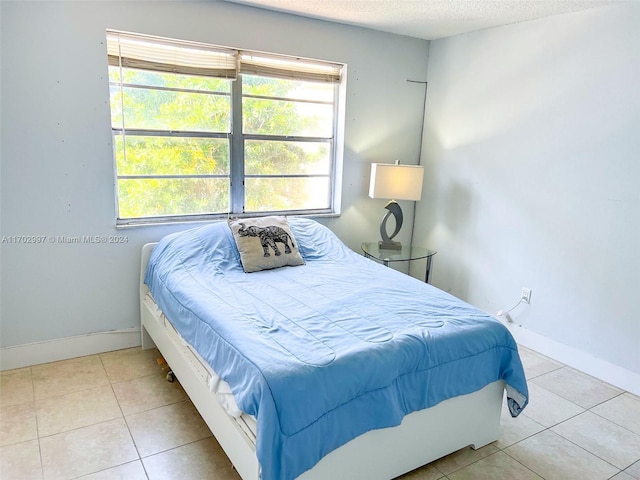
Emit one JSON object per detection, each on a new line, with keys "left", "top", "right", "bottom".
{"left": 1, "top": 346, "right": 639, "bottom": 480}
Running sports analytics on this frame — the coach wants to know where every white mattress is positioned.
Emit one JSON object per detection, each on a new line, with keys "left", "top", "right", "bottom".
{"left": 144, "top": 293, "right": 257, "bottom": 444}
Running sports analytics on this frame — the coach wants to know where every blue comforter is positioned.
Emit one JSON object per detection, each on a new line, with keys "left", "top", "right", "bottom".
{"left": 145, "top": 218, "right": 528, "bottom": 480}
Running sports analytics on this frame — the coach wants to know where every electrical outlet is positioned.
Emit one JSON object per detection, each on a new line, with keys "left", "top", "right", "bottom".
{"left": 522, "top": 287, "right": 532, "bottom": 304}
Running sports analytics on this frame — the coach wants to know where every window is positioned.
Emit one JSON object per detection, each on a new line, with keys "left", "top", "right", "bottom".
{"left": 107, "top": 31, "right": 344, "bottom": 225}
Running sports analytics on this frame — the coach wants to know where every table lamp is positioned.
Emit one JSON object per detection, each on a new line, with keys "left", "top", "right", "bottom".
{"left": 369, "top": 161, "right": 424, "bottom": 250}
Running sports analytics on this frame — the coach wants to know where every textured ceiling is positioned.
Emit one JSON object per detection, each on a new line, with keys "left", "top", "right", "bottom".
{"left": 223, "top": 0, "right": 617, "bottom": 40}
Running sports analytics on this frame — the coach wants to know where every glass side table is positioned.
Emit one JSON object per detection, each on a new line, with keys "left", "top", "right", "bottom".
{"left": 361, "top": 242, "right": 437, "bottom": 284}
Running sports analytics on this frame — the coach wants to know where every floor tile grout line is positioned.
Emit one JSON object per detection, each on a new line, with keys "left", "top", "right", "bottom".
{"left": 587, "top": 403, "right": 640, "bottom": 439}
{"left": 625, "top": 392, "right": 640, "bottom": 403}
{"left": 525, "top": 382, "right": 610, "bottom": 420}
{"left": 107, "top": 354, "right": 157, "bottom": 480}
{"left": 494, "top": 423, "right": 549, "bottom": 452}
{"left": 30, "top": 354, "right": 111, "bottom": 404}
{"left": 492, "top": 448, "right": 546, "bottom": 480}
{"left": 31, "top": 381, "right": 112, "bottom": 403}
{"left": 66, "top": 459, "right": 146, "bottom": 480}
{"left": 430, "top": 443, "right": 501, "bottom": 478}
{"left": 124, "top": 397, "right": 193, "bottom": 420}
{"left": 529, "top": 381, "right": 622, "bottom": 411}
{"left": 523, "top": 365, "right": 564, "bottom": 382}
{"left": 139, "top": 435, "right": 216, "bottom": 460}
{"left": 586, "top": 390, "right": 628, "bottom": 408}
{"left": 33, "top": 388, "right": 123, "bottom": 440}
{"left": 434, "top": 446, "right": 547, "bottom": 480}
{"left": 99, "top": 352, "right": 148, "bottom": 473}
{"left": 36, "top": 416, "right": 129, "bottom": 442}
{"left": 544, "top": 427, "right": 626, "bottom": 475}
{"left": 531, "top": 362, "right": 625, "bottom": 384}
{"left": 552, "top": 411, "right": 640, "bottom": 472}
{"left": 28, "top": 366, "right": 47, "bottom": 480}
{"left": 108, "top": 371, "right": 162, "bottom": 387}
{"left": 501, "top": 424, "right": 554, "bottom": 479}
{"left": 521, "top": 403, "right": 586, "bottom": 431}
{"left": 500, "top": 443, "right": 547, "bottom": 479}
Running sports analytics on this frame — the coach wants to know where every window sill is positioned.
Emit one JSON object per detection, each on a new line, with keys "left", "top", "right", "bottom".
{"left": 115, "top": 211, "right": 340, "bottom": 229}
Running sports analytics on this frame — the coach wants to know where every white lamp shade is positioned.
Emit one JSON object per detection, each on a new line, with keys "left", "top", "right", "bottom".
{"left": 369, "top": 163, "right": 424, "bottom": 201}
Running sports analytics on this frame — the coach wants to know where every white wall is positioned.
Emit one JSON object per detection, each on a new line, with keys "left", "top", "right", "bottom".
{"left": 414, "top": 3, "right": 640, "bottom": 390}
{"left": 0, "top": 1, "right": 428, "bottom": 364}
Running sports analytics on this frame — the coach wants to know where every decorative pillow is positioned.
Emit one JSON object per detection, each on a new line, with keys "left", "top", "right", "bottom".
{"left": 228, "top": 216, "right": 305, "bottom": 273}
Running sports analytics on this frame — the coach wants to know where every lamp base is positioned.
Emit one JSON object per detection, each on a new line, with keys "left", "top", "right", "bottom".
{"left": 378, "top": 240, "right": 402, "bottom": 250}
{"left": 379, "top": 200, "right": 404, "bottom": 250}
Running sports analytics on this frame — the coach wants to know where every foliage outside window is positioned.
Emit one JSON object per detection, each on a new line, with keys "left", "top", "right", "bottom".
{"left": 107, "top": 31, "right": 344, "bottom": 225}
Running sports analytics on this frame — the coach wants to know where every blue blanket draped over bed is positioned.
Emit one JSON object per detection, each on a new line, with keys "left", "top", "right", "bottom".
{"left": 145, "top": 218, "right": 528, "bottom": 480}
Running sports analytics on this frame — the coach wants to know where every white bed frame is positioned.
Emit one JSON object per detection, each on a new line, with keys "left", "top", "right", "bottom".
{"left": 140, "top": 243, "right": 504, "bottom": 480}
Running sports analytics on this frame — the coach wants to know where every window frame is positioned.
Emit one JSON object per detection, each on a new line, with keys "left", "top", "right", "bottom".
{"left": 107, "top": 30, "right": 344, "bottom": 227}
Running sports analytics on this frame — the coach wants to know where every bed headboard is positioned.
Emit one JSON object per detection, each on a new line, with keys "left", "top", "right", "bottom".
{"left": 140, "top": 243, "right": 157, "bottom": 297}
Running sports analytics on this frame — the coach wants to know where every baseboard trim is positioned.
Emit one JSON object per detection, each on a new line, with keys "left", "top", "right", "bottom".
{"left": 503, "top": 322, "right": 640, "bottom": 397}
{"left": 0, "top": 328, "right": 141, "bottom": 371}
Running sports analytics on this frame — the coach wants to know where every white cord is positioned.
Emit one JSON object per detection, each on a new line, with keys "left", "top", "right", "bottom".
{"left": 496, "top": 298, "right": 524, "bottom": 317}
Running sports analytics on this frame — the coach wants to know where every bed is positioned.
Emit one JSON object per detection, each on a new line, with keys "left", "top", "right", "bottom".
{"left": 139, "top": 217, "right": 528, "bottom": 480}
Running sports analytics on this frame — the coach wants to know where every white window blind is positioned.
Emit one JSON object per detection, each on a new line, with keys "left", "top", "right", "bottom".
{"left": 240, "top": 53, "right": 342, "bottom": 83}
{"left": 106, "top": 30, "right": 343, "bottom": 84}
{"left": 106, "top": 31, "right": 238, "bottom": 79}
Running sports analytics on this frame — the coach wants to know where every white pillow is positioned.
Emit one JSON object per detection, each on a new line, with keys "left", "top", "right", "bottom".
{"left": 228, "top": 216, "right": 305, "bottom": 273}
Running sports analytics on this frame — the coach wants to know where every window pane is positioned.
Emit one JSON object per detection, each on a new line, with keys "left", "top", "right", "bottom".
{"left": 243, "top": 75, "right": 333, "bottom": 102}
{"left": 245, "top": 140, "right": 330, "bottom": 175}
{"left": 114, "top": 135, "right": 229, "bottom": 176}
{"left": 109, "top": 85, "right": 123, "bottom": 129}
{"left": 245, "top": 177, "right": 330, "bottom": 212}
{"left": 109, "top": 66, "right": 121, "bottom": 83}
{"left": 117, "top": 178, "right": 229, "bottom": 218}
{"left": 243, "top": 97, "right": 332, "bottom": 137}
{"left": 242, "top": 74, "right": 334, "bottom": 138}
{"left": 109, "top": 66, "right": 231, "bottom": 92}
{"left": 111, "top": 86, "right": 230, "bottom": 132}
